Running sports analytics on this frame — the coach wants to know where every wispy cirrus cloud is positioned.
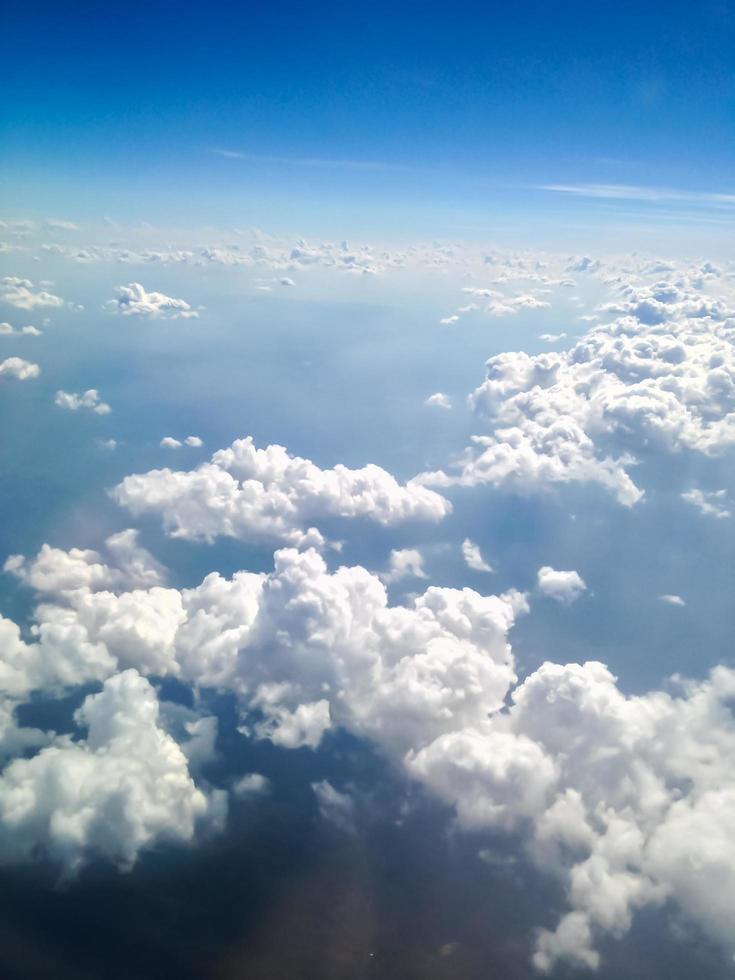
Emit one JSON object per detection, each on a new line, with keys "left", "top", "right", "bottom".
{"left": 210, "top": 148, "right": 400, "bottom": 171}
{"left": 539, "top": 182, "right": 735, "bottom": 208}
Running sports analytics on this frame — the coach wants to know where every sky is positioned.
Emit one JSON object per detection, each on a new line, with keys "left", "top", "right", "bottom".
{"left": 3, "top": 0, "right": 735, "bottom": 245}
{"left": 1, "top": 3, "right": 735, "bottom": 979}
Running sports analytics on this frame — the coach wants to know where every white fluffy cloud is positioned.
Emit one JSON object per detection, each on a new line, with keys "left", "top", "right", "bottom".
{"left": 537, "top": 566, "right": 587, "bottom": 604}
{"left": 113, "top": 436, "right": 451, "bottom": 548}
{"left": 381, "top": 547, "right": 427, "bottom": 583}
{"left": 160, "top": 435, "right": 203, "bottom": 449}
{"left": 55, "top": 389, "right": 111, "bottom": 414}
{"left": 0, "top": 277, "right": 64, "bottom": 310}
{"left": 4, "top": 534, "right": 735, "bottom": 969}
{"left": 105, "top": 282, "right": 198, "bottom": 319}
{"left": 0, "top": 357, "right": 39, "bottom": 380}
{"left": 419, "top": 265, "right": 735, "bottom": 506}
{"left": 425, "top": 392, "right": 452, "bottom": 409}
{"left": 0, "top": 670, "right": 219, "bottom": 873}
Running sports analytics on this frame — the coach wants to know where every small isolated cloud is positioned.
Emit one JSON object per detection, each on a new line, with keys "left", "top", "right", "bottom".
{"left": 44, "top": 219, "right": 79, "bottom": 231}
{"left": 311, "top": 780, "right": 356, "bottom": 834}
{"left": 425, "top": 392, "right": 452, "bottom": 409}
{"left": 96, "top": 438, "right": 118, "bottom": 451}
{"left": 537, "top": 566, "right": 587, "bottom": 604}
{"left": 0, "top": 357, "right": 39, "bottom": 380}
{"left": 462, "top": 538, "right": 494, "bottom": 573}
{"left": 279, "top": 277, "right": 295, "bottom": 287}
{"left": 161, "top": 435, "right": 203, "bottom": 449}
{"left": 106, "top": 283, "right": 198, "bottom": 319}
{"left": 232, "top": 773, "right": 270, "bottom": 797}
{"left": 660, "top": 594, "right": 686, "bottom": 607}
{"left": 681, "top": 488, "right": 730, "bottom": 519}
{"left": 539, "top": 332, "right": 567, "bottom": 343}
{"left": 439, "top": 315, "right": 460, "bottom": 325}
{"left": 0, "top": 277, "right": 64, "bottom": 311}
{"left": 382, "top": 548, "right": 427, "bottom": 584}
{"left": 55, "top": 389, "right": 111, "bottom": 415}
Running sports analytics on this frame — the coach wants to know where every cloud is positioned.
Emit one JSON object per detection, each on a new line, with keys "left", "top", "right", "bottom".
{"left": 113, "top": 436, "right": 451, "bottom": 548}
{"left": 160, "top": 433, "right": 206, "bottom": 449}
{"left": 312, "top": 780, "right": 356, "bottom": 834}
{"left": 0, "top": 322, "right": 42, "bottom": 337}
{"left": 681, "top": 488, "right": 730, "bottom": 519}
{"left": 55, "top": 389, "right": 111, "bottom": 414}
{"left": 539, "top": 332, "right": 567, "bottom": 342}
{"left": 0, "top": 670, "right": 219, "bottom": 873}
{"left": 0, "top": 357, "right": 39, "bottom": 380}
{"left": 418, "top": 262, "right": 735, "bottom": 507}
{"left": 4, "top": 533, "right": 735, "bottom": 969}
{"left": 232, "top": 773, "right": 270, "bottom": 797}
{"left": 659, "top": 594, "right": 686, "bottom": 607}
{"left": 541, "top": 183, "right": 735, "bottom": 208}
{"left": 381, "top": 548, "right": 427, "bottom": 584}
{"left": 424, "top": 392, "right": 452, "bottom": 409}
{"left": 462, "top": 538, "right": 494, "bottom": 573}
{"left": 105, "top": 282, "right": 198, "bottom": 319}
{"left": 0, "top": 277, "right": 64, "bottom": 310}
{"left": 537, "top": 566, "right": 587, "bottom": 604}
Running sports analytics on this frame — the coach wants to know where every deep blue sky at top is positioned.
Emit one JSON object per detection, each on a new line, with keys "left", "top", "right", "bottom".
{"left": 2, "top": 0, "right": 735, "bottom": 237}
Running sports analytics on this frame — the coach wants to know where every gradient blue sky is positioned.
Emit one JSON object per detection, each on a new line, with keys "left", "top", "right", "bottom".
{"left": 3, "top": 0, "right": 735, "bottom": 241}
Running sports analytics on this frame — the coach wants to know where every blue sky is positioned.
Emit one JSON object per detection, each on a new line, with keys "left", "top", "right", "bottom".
{"left": 4, "top": 0, "right": 735, "bottom": 240}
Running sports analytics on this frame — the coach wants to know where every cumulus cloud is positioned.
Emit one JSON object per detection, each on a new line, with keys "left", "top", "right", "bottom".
{"left": 537, "top": 566, "right": 587, "bottom": 604}
{"left": 232, "top": 773, "right": 270, "bottom": 797}
{"left": 425, "top": 392, "right": 452, "bottom": 409}
{"left": 0, "top": 277, "right": 64, "bottom": 310}
{"left": 105, "top": 282, "right": 198, "bottom": 319}
{"left": 0, "top": 670, "right": 218, "bottom": 873}
{"left": 161, "top": 435, "right": 203, "bottom": 449}
{"left": 3, "top": 543, "right": 523, "bottom": 757}
{"left": 462, "top": 538, "right": 494, "bottom": 573}
{"left": 659, "top": 594, "right": 686, "bottom": 607}
{"left": 55, "top": 389, "right": 111, "bottom": 414}
{"left": 0, "top": 357, "right": 39, "bottom": 380}
{"left": 418, "top": 263, "right": 735, "bottom": 506}
{"left": 113, "top": 435, "right": 451, "bottom": 548}
{"left": 4, "top": 533, "right": 735, "bottom": 969}
{"left": 381, "top": 547, "right": 427, "bottom": 584}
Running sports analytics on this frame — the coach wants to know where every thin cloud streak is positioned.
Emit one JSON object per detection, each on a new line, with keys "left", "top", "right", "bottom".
{"left": 540, "top": 182, "right": 735, "bottom": 208}
{"left": 210, "top": 148, "right": 400, "bottom": 171}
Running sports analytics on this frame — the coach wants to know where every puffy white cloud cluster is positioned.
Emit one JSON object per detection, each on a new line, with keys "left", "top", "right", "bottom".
{"left": 537, "top": 566, "right": 587, "bottom": 604}
{"left": 55, "top": 388, "right": 111, "bottom": 414}
{"left": 419, "top": 266, "right": 735, "bottom": 505}
{"left": 408, "top": 660, "right": 735, "bottom": 972}
{"left": 0, "top": 276, "right": 64, "bottom": 310}
{"left": 113, "top": 436, "right": 451, "bottom": 548}
{"left": 105, "top": 282, "right": 198, "bottom": 319}
{"left": 4, "top": 534, "right": 735, "bottom": 969}
{"left": 0, "top": 670, "right": 216, "bottom": 873}
{"left": 0, "top": 357, "right": 39, "bottom": 380}
{"left": 3, "top": 543, "right": 523, "bottom": 758}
